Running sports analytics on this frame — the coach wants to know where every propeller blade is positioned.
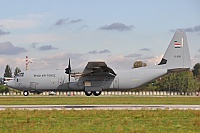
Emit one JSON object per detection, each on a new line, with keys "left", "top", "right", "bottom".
{"left": 68, "top": 58, "right": 71, "bottom": 71}
{"left": 65, "top": 58, "right": 72, "bottom": 82}
{"left": 68, "top": 58, "right": 71, "bottom": 82}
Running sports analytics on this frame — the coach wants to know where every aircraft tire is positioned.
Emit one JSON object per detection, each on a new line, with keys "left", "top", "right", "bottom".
{"left": 85, "top": 91, "right": 92, "bottom": 96}
{"left": 23, "top": 91, "right": 29, "bottom": 96}
{"left": 93, "top": 91, "right": 101, "bottom": 96}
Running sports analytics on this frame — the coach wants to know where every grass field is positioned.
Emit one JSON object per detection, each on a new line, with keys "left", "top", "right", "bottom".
{"left": 0, "top": 96, "right": 199, "bottom": 105}
{"left": 0, "top": 97, "right": 199, "bottom": 133}
{"left": 0, "top": 109, "right": 199, "bottom": 133}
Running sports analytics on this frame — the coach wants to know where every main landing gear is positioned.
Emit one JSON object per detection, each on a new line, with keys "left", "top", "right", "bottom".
{"left": 85, "top": 91, "right": 102, "bottom": 96}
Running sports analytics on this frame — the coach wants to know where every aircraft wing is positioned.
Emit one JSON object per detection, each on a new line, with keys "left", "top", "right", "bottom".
{"left": 74, "top": 62, "right": 116, "bottom": 92}
{"left": 81, "top": 61, "right": 116, "bottom": 77}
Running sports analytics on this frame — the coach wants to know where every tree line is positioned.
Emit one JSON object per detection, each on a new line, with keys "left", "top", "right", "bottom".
{"left": 3, "top": 64, "right": 21, "bottom": 77}
{"left": 133, "top": 62, "right": 200, "bottom": 93}
{"left": 0, "top": 65, "right": 21, "bottom": 92}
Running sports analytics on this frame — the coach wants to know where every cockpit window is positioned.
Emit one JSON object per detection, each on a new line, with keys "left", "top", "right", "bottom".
{"left": 15, "top": 72, "right": 24, "bottom": 77}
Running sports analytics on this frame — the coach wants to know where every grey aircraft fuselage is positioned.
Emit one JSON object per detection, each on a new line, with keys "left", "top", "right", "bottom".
{"left": 10, "top": 67, "right": 167, "bottom": 92}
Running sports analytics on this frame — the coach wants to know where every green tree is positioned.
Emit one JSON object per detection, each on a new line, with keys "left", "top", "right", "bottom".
{"left": 156, "top": 71, "right": 199, "bottom": 93}
{"left": 132, "top": 63, "right": 200, "bottom": 93}
{"left": 197, "top": 69, "right": 200, "bottom": 81}
{"left": 192, "top": 63, "right": 200, "bottom": 77}
{"left": 14, "top": 67, "right": 21, "bottom": 76}
{"left": 0, "top": 84, "right": 9, "bottom": 93}
{"left": 133, "top": 61, "right": 147, "bottom": 68}
{"left": 4, "top": 65, "right": 12, "bottom": 77}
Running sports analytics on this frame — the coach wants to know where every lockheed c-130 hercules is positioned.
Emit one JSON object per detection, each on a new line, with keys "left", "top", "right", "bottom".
{"left": 6, "top": 31, "right": 191, "bottom": 96}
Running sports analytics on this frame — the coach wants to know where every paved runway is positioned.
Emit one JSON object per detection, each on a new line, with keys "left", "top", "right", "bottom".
{"left": 0, "top": 105, "right": 199, "bottom": 110}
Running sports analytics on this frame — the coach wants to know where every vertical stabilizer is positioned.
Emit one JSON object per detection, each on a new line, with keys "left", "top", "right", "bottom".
{"left": 158, "top": 31, "right": 191, "bottom": 70}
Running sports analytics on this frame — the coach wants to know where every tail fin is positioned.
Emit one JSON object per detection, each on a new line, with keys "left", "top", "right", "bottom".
{"left": 158, "top": 31, "right": 191, "bottom": 71}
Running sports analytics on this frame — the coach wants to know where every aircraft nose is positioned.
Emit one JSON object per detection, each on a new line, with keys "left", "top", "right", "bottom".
{"left": 6, "top": 80, "right": 15, "bottom": 88}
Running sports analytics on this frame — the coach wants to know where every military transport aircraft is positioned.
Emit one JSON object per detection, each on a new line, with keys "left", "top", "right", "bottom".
{"left": 6, "top": 31, "right": 191, "bottom": 96}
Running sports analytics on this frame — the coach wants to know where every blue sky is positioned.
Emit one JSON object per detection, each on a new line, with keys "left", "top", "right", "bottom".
{"left": 0, "top": 0, "right": 200, "bottom": 75}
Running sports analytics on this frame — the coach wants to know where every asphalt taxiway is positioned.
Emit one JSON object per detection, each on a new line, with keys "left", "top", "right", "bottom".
{"left": 0, "top": 105, "right": 199, "bottom": 110}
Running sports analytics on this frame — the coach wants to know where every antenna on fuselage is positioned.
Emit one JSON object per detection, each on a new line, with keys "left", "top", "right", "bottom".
{"left": 26, "top": 56, "right": 32, "bottom": 71}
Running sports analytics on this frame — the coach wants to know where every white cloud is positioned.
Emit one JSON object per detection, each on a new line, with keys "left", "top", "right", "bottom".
{"left": 27, "top": 52, "right": 85, "bottom": 70}
{"left": 87, "top": 49, "right": 111, "bottom": 54}
{"left": 0, "top": 13, "right": 48, "bottom": 29}
{"left": 0, "top": 29, "right": 10, "bottom": 35}
{"left": 124, "top": 53, "right": 142, "bottom": 58}
{"left": 192, "top": 54, "right": 200, "bottom": 66}
{"left": 0, "top": 41, "right": 26, "bottom": 55}
{"left": 38, "top": 45, "right": 58, "bottom": 51}
{"left": 146, "top": 54, "right": 164, "bottom": 65}
{"left": 0, "top": 58, "right": 7, "bottom": 66}
{"left": 99, "top": 22, "right": 134, "bottom": 31}
{"left": 0, "top": 33, "right": 68, "bottom": 45}
{"left": 0, "top": 57, "right": 26, "bottom": 76}
{"left": 105, "top": 54, "right": 164, "bottom": 70}
{"left": 170, "top": 25, "right": 200, "bottom": 33}
{"left": 0, "top": 19, "right": 38, "bottom": 29}
{"left": 0, "top": 51, "right": 165, "bottom": 77}
{"left": 105, "top": 55, "right": 135, "bottom": 69}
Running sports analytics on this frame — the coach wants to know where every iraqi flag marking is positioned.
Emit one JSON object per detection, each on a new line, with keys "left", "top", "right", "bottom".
{"left": 174, "top": 43, "right": 181, "bottom": 48}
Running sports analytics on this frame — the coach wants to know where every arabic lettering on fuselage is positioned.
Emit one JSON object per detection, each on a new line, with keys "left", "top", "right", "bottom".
{"left": 33, "top": 74, "right": 56, "bottom": 77}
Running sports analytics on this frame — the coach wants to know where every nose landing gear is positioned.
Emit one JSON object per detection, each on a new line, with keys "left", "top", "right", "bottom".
{"left": 23, "top": 91, "right": 29, "bottom": 96}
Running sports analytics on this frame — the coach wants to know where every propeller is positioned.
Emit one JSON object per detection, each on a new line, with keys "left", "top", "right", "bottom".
{"left": 65, "top": 58, "right": 71, "bottom": 82}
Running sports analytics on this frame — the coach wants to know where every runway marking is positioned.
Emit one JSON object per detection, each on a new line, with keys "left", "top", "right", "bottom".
{"left": 0, "top": 105, "right": 199, "bottom": 110}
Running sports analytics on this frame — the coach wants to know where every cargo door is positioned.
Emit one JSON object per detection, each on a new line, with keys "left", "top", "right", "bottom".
{"left": 30, "top": 82, "right": 36, "bottom": 90}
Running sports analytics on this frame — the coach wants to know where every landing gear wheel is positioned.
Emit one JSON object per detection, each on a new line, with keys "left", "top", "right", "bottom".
{"left": 93, "top": 91, "right": 101, "bottom": 96}
{"left": 23, "top": 91, "right": 29, "bottom": 96}
{"left": 85, "top": 91, "right": 92, "bottom": 96}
